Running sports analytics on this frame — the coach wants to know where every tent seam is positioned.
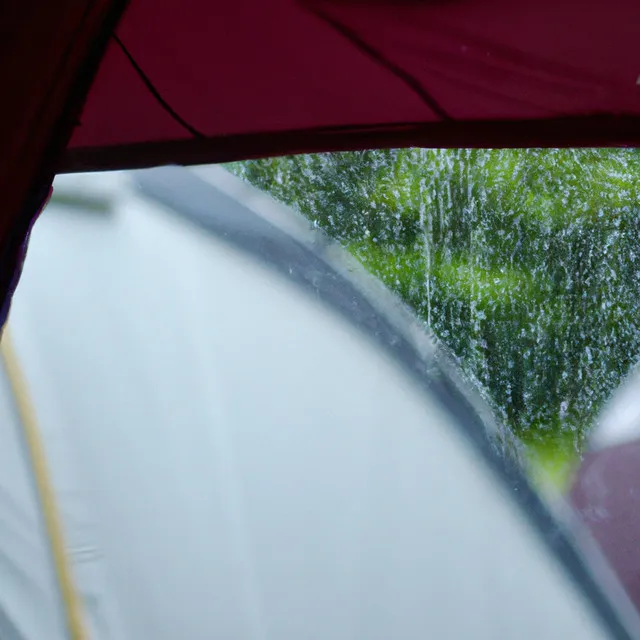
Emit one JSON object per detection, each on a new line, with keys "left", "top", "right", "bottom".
{"left": 113, "top": 35, "right": 206, "bottom": 138}
{"left": 299, "top": 0, "right": 452, "bottom": 121}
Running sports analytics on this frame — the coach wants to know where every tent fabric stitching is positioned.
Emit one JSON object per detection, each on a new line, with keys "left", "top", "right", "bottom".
{"left": 113, "top": 34, "right": 206, "bottom": 138}
{"left": 300, "top": 0, "right": 452, "bottom": 121}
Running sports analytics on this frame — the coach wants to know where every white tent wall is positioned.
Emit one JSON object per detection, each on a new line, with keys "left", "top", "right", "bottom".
{"left": 0, "top": 351, "right": 69, "bottom": 640}
{"left": 0, "top": 167, "right": 637, "bottom": 639}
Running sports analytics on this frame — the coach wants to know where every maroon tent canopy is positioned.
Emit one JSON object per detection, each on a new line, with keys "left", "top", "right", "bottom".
{"left": 2, "top": 0, "right": 640, "bottom": 319}
{"left": 66, "top": 0, "right": 640, "bottom": 172}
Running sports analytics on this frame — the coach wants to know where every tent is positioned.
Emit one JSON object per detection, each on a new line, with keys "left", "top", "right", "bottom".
{"left": 572, "top": 366, "right": 640, "bottom": 614}
{"left": 0, "top": 165, "right": 638, "bottom": 639}
{"left": 3, "top": 3, "right": 640, "bottom": 637}
{"left": 3, "top": 0, "right": 640, "bottom": 322}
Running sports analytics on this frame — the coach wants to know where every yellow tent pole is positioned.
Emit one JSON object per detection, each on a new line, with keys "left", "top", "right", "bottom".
{"left": 0, "top": 326, "right": 86, "bottom": 640}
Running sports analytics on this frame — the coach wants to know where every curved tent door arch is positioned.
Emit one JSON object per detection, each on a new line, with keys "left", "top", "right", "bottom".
{"left": 0, "top": 167, "right": 638, "bottom": 639}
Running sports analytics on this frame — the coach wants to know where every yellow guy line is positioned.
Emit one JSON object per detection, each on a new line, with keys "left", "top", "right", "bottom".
{"left": 0, "top": 327, "right": 86, "bottom": 640}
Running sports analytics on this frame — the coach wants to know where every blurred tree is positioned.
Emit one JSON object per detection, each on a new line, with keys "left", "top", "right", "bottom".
{"left": 229, "top": 149, "right": 640, "bottom": 454}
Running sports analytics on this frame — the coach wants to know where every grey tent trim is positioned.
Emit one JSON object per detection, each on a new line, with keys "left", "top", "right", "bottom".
{"left": 135, "top": 165, "right": 635, "bottom": 640}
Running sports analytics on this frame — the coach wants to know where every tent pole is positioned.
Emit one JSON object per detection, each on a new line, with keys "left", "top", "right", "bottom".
{"left": 0, "top": 327, "right": 86, "bottom": 640}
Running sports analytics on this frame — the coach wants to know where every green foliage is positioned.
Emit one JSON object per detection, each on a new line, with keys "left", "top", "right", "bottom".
{"left": 229, "top": 149, "right": 640, "bottom": 451}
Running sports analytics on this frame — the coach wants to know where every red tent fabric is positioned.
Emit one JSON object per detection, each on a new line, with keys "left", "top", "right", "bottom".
{"left": 3, "top": 0, "right": 640, "bottom": 318}
{"left": 65, "top": 0, "right": 640, "bottom": 172}
{"left": 0, "top": 0, "right": 127, "bottom": 326}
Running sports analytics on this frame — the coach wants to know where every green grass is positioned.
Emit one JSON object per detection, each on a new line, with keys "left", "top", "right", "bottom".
{"left": 522, "top": 435, "right": 581, "bottom": 493}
